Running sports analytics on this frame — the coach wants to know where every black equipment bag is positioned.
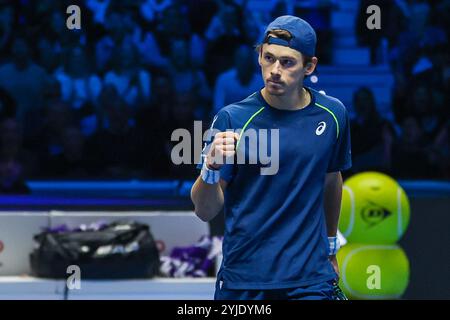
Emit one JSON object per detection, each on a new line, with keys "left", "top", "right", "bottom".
{"left": 30, "top": 221, "right": 160, "bottom": 279}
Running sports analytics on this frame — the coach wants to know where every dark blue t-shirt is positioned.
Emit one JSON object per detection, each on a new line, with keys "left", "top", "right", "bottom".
{"left": 198, "top": 87, "right": 352, "bottom": 289}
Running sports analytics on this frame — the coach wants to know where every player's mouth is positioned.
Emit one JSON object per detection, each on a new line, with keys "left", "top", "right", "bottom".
{"left": 267, "top": 80, "right": 283, "bottom": 86}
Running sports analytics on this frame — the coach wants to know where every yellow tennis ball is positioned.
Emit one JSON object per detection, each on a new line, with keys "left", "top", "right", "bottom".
{"left": 337, "top": 243, "right": 410, "bottom": 300}
{"left": 339, "top": 171, "right": 410, "bottom": 244}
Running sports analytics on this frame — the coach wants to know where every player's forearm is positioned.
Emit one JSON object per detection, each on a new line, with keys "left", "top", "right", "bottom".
{"left": 323, "top": 171, "right": 343, "bottom": 237}
{"left": 190, "top": 175, "right": 224, "bottom": 222}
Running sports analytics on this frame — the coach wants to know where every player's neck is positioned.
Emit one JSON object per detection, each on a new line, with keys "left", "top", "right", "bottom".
{"left": 261, "top": 86, "right": 311, "bottom": 111}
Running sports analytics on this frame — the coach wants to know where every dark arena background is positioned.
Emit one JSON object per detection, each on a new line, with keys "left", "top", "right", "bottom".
{"left": 0, "top": 0, "right": 448, "bottom": 301}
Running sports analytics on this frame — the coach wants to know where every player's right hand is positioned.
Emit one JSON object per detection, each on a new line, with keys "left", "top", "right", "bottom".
{"left": 206, "top": 132, "right": 239, "bottom": 170}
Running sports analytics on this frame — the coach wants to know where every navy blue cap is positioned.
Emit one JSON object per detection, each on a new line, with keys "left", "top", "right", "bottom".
{"left": 262, "top": 15, "right": 317, "bottom": 57}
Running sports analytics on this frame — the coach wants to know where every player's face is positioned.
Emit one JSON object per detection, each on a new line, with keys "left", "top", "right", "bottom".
{"left": 259, "top": 44, "right": 311, "bottom": 96}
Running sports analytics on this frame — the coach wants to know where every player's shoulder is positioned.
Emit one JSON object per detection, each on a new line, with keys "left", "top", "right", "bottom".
{"left": 309, "top": 87, "right": 349, "bottom": 119}
{"left": 217, "top": 91, "right": 263, "bottom": 118}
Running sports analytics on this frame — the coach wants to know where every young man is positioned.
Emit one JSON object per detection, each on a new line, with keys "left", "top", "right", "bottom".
{"left": 191, "top": 15, "right": 351, "bottom": 300}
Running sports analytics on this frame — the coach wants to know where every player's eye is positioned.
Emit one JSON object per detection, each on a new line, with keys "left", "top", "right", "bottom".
{"left": 280, "top": 59, "right": 295, "bottom": 67}
{"left": 264, "top": 55, "right": 274, "bottom": 63}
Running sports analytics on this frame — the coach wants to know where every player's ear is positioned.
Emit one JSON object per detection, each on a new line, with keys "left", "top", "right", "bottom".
{"left": 257, "top": 45, "right": 264, "bottom": 67}
{"left": 304, "top": 57, "right": 318, "bottom": 76}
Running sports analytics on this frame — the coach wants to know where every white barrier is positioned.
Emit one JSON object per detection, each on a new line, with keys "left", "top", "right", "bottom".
{"left": 0, "top": 276, "right": 64, "bottom": 300}
{"left": 67, "top": 278, "right": 216, "bottom": 300}
{"left": 0, "top": 212, "right": 50, "bottom": 276}
{"left": 0, "top": 276, "right": 216, "bottom": 300}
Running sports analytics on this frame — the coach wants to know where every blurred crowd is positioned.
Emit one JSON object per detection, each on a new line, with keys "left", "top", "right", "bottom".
{"left": 353, "top": 0, "right": 449, "bottom": 179}
{"left": 0, "top": 0, "right": 448, "bottom": 194}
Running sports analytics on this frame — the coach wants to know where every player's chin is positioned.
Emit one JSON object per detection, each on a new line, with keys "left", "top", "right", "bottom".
{"left": 266, "top": 83, "right": 285, "bottom": 95}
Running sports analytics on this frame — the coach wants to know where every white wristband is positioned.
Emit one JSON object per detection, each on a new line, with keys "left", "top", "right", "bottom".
{"left": 201, "top": 160, "right": 220, "bottom": 184}
{"left": 328, "top": 236, "right": 340, "bottom": 256}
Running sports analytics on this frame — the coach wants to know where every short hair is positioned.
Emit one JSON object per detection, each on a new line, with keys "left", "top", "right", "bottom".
{"left": 255, "top": 29, "right": 313, "bottom": 66}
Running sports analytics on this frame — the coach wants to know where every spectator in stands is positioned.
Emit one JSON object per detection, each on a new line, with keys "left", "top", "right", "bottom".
{"left": 412, "top": 83, "right": 447, "bottom": 175}
{"left": 0, "top": 118, "right": 34, "bottom": 193}
{"left": 154, "top": 3, "right": 192, "bottom": 55}
{"left": 185, "top": 0, "right": 217, "bottom": 36}
{"left": 86, "top": 84, "right": 139, "bottom": 178}
{"left": 356, "top": 0, "right": 407, "bottom": 65}
{"left": 145, "top": 73, "right": 175, "bottom": 123}
{"left": 205, "top": 1, "right": 242, "bottom": 42}
{"left": 42, "top": 78, "right": 63, "bottom": 108}
{"left": 0, "top": 38, "right": 49, "bottom": 123}
{"left": 41, "top": 126, "right": 92, "bottom": 178}
{"left": 134, "top": 74, "right": 175, "bottom": 177}
{"left": 166, "top": 92, "right": 201, "bottom": 179}
{"left": 391, "top": 77, "right": 449, "bottom": 179}
{"left": 0, "top": 88, "right": 16, "bottom": 119}
{"left": 293, "top": 0, "right": 336, "bottom": 64}
{"left": 240, "top": 8, "right": 265, "bottom": 46}
{"left": 350, "top": 87, "right": 394, "bottom": 173}
{"left": 93, "top": 8, "right": 132, "bottom": 74}
{"left": 94, "top": 34, "right": 115, "bottom": 76}
{"left": 103, "top": 9, "right": 129, "bottom": 44}
{"left": 36, "top": 37, "right": 62, "bottom": 74}
{"left": 171, "top": 92, "right": 197, "bottom": 133}
{"left": 391, "top": 116, "right": 437, "bottom": 179}
{"left": 130, "top": 17, "right": 171, "bottom": 70}
{"left": 213, "top": 45, "right": 263, "bottom": 114}
{"left": 38, "top": 8, "right": 89, "bottom": 50}
{"left": 19, "top": 78, "right": 64, "bottom": 144}
{"left": 149, "top": 2, "right": 208, "bottom": 69}
{"left": 167, "top": 39, "right": 211, "bottom": 116}
{"left": 48, "top": 10, "right": 68, "bottom": 44}
{"left": 32, "top": 101, "right": 75, "bottom": 163}
{"left": 104, "top": 41, "right": 152, "bottom": 108}
{"left": 204, "top": 1, "right": 245, "bottom": 84}
{"left": 0, "top": 6, "right": 13, "bottom": 61}
{"left": 407, "top": 84, "right": 443, "bottom": 142}
{"left": 391, "top": 70, "right": 409, "bottom": 122}
{"left": 390, "top": 0, "right": 447, "bottom": 74}
{"left": 54, "top": 45, "right": 103, "bottom": 110}
{"left": 86, "top": 0, "right": 112, "bottom": 25}
{"left": 140, "top": 0, "right": 173, "bottom": 23}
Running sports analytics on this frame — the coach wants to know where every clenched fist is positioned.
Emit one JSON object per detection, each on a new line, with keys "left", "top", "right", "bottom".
{"left": 206, "top": 131, "right": 240, "bottom": 170}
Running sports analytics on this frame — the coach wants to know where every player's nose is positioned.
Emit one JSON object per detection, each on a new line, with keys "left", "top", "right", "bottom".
{"left": 270, "top": 60, "right": 282, "bottom": 76}
{"left": 270, "top": 61, "right": 281, "bottom": 79}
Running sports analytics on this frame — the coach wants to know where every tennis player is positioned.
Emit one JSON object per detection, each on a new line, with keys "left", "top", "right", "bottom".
{"left": 191, "top": 15, "right": 352, "bottom": 300}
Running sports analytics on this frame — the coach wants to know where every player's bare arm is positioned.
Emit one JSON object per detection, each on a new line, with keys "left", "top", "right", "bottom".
{"left": 191, "top": 132, "right": 238, "bottom": 221}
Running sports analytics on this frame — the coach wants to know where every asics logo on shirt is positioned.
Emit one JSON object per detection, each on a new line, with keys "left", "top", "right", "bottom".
{"left": 316, "top": 121, "right": 326, "bottom": 135}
